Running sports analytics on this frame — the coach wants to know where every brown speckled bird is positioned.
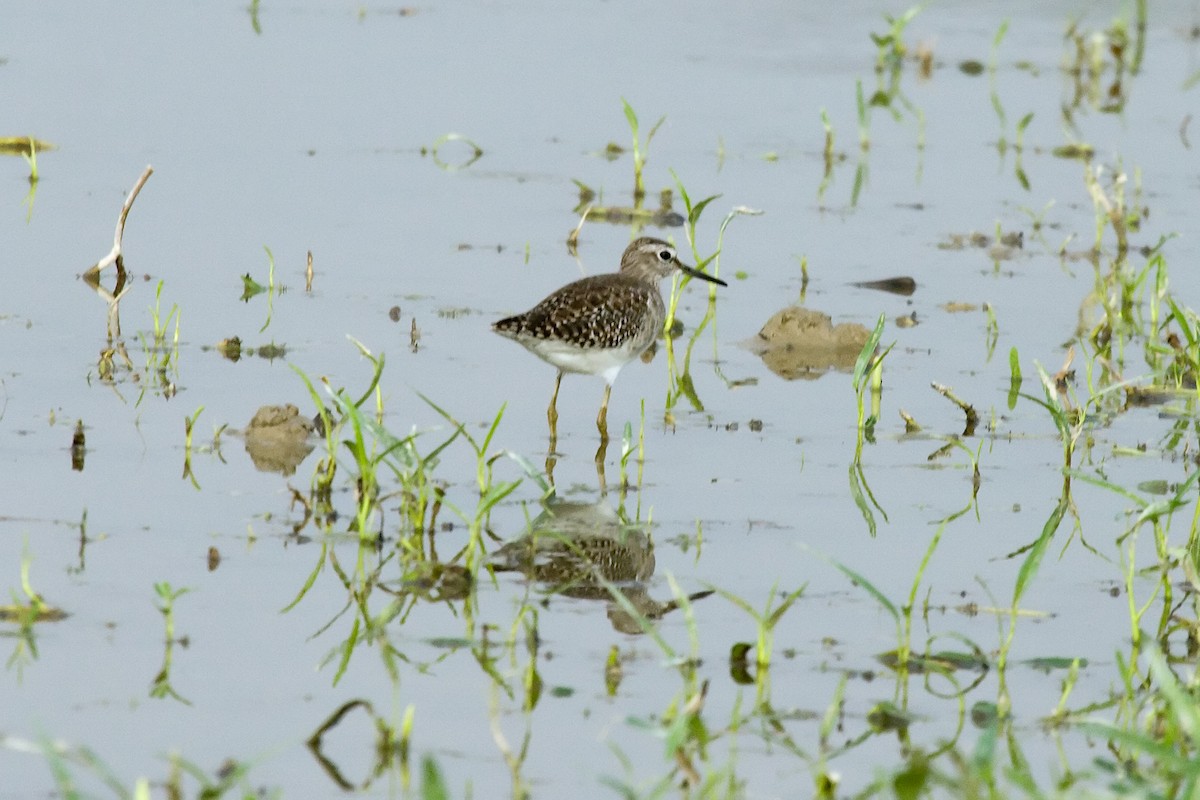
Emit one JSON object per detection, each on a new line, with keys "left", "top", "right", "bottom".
{"left": 492, "top": 237, "right": 726, "bottom": 441}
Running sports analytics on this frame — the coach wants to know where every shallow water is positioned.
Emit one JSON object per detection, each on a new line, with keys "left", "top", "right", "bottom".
{"left": 3, "top": 1, "right": 1200, "bottom": 798}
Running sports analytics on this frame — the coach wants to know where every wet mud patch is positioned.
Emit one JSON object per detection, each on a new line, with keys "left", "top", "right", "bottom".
{"left": 745, "top": 306, "right": 871, "bottom": 380}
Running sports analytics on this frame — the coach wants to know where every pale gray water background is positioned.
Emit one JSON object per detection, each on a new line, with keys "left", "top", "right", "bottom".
{"left": 3, "top": 1, "right": 1200, "bottom": 797}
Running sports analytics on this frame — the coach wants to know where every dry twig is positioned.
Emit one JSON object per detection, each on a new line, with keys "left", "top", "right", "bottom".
{"left": 932, "top": 382, "right": 979, "bottom": 436}
{"left": 84, "top": 165, "right": 154, "bottom": 277}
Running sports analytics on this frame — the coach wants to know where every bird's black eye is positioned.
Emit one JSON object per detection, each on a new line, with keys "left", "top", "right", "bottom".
{"left": 657, "top": 249, "right": 673, "bottom": 262}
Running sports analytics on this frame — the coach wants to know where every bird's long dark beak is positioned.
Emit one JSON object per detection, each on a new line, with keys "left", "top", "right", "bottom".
{"left": 678, "top": 261, "right": 727, "bottom": 287}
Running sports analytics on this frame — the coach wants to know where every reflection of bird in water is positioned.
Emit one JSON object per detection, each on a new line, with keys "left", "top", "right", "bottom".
{"left": 491, "top": 498, "right": 712, "bottom": 634}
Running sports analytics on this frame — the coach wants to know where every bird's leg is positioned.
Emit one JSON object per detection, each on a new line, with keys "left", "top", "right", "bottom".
{"left": 596, "top": 383, "right": 612, "bottom": 442}
{"left": 594, "top": 442, "right": 609, "bottom": 494}
{"left": 547, "top": 371, "right": 562, "bottom": 446}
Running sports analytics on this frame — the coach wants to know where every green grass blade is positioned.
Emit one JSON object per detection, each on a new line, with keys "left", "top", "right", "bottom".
{"left": 808, "top": 547, "right": 899, "bottom": 623}
{"left": 1012, "top": 499, "right": 1066, "bottom": 606}
{"left": 621, "top": 97, "right": 638, "bottom": 136}
{"left": 852, "top": 314, "right": 886, "bottom": 390}
{"left": 280, "top": 542, "right": 328, "bottom": 613}
{"left": 421, "top": 755, "right": 451, "bottom": 800}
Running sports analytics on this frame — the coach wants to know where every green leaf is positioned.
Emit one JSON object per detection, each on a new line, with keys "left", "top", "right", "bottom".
{"left": 688, "top": 194, "right": 721, "bottom": 227}
{"left": 421, "top": 756, "right": 450, "bottom": 800}
{"left": 621, "top": 97, "right": 638, "bottom": 134}
{"left": 893, "top": 754, "right": 929, "bottom": 800}
{"left": 1022, "top": 656, "right": 1089, "bottom": 671}
{"left": 1012, "top": 498, "right": 1066, "bottom": 606}
{"left": 822, "top": 550, "right": 897, "bottom": 622}
{"left": 240, "top": 273, "right": 266, "bottom": 302}
{"left": 852, "top": 314, "right": 887, "bottom": 390}
{"left": 0, "top": 136, "right": 55, "bottom": 155}
{"left": 848, "top": 462, "right": 878, "bottom": 537}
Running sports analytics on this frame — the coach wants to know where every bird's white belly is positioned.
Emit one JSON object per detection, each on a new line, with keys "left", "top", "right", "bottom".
{"left": 531, "top": 338, "right": 646, "bottom": 384}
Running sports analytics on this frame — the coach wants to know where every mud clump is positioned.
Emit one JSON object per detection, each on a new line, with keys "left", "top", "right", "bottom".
{"left": 244, "top": 404, "right": 315, "bottom": 476}
{"left": 746, "top": 306, "right": 872, "bottom": 380}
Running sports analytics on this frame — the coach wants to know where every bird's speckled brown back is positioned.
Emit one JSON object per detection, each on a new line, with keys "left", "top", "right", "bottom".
{"left": 493, "top": 273, "right": 662, "bottom": 351}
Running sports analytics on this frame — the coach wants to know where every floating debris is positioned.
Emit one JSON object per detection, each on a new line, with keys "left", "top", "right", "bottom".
{"left": 0, "top": 136, "right": 55, "bottom": 155}
{"left": 216, "top": 337, "right": 242, "bottom": 361}
{"left": 71, "top": 420, "right": 86, "bottom": 472}
{"left": 0, "top": 603, "right": 68, "bottom": 623}
{"left": 1052, "top": 143, "right": 1095, "bottom": 160}
{"left": 938, "top": 230, "right": 1023, "bottom": 252}
{"left": 851, "top": 276, "right": 917, "bottom": 296}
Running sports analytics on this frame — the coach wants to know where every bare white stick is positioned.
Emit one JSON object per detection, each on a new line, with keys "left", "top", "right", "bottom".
{"left": 85, "top": 165, "right": 153, "bottom": 276}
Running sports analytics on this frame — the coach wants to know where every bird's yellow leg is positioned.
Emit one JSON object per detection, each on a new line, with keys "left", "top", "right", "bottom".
{"left": 596, "top": 383, "right": 612, "bottom": 442}
{"left": 594, "top": 439, "right": 609, "bottom": 488}
{"left": 547, "top": 372, "right": 562, "bottom": 450}
{"left": 548, "top": 372, "right": 562, "bottom": 428}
